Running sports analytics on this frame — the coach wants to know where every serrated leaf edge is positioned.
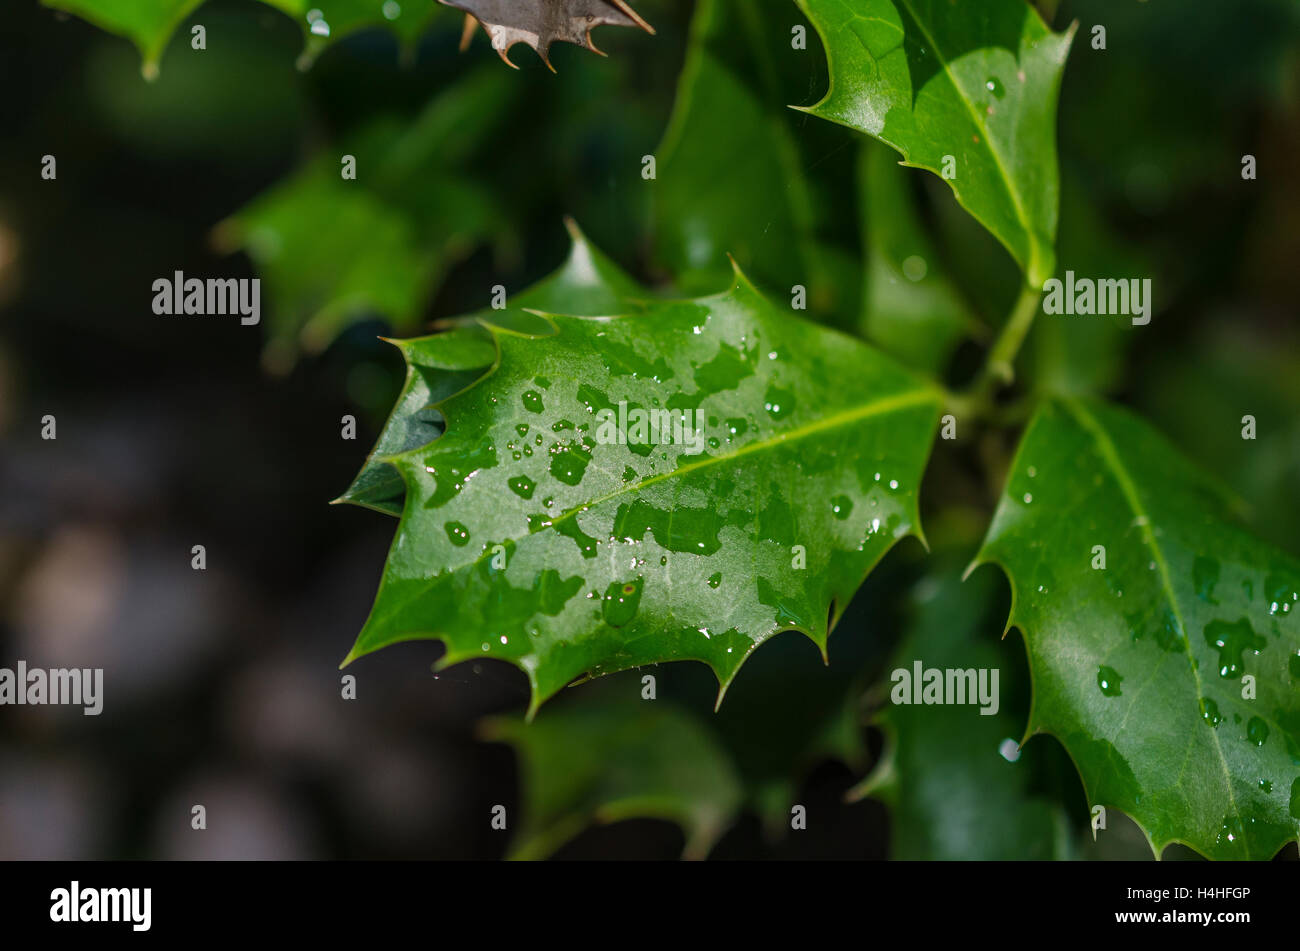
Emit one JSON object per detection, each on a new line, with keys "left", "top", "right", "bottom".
{"left": 342, "top": 264, "right": 943, "bottom": 718}
{"left": 969, "top": 395, "right": 1300, "bottom": 861}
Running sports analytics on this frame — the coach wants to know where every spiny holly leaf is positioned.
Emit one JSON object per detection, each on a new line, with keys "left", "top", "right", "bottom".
{"left": 974, "top": 397, "right": 1300, "bottom": 860}
{"left": 794, "top": 0, "right": 1074, "bottom": 286}
{"left": 339, "top": 327, "right": 497, "bottom": 516}
{"left": 483, "top": 684, "right": 742, "bottom": 859}
{"left": 857, "top": 142, "right": 984, "bottom": 376}
{"left": 217, "top": 64, "right": 515, "bottom": 369}
{"left": 45, "top": 0, "right": 445, "bottom": 78}
{"left": 448, "top": 0, "right": 653, "bottom": 70}
{"left": 337, "top": 220, "right": 645, "bottom": 515}
{"left": 850, "top": 553, "right": 1071, "bottom": 859}
{"left": 652, "top": 0, "right": 857, "bottom": 329}
{"left": 343, "top": 244, "right": 943, "bottom": 713}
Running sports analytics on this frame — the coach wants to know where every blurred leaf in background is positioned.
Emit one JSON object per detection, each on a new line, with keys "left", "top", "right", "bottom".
{"left": 45, "top": 0, "right": 446, "bottom": 77}
{"left": 218, "top": 63, "right": 516, "bottom": 371}
{"left": 856, "top": 142, "right": 986, "bottom": 377}
{"left": 651, "top": 0, "right": 860, "bottom": 329}
{"left": 852, "top": 545, "right": 1072, "bottom": 860}
{"left": 484, "top": 686, "right": 743, "bottom": 860}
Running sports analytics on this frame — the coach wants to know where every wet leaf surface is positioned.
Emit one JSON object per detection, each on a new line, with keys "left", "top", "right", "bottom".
{"left": 796, "top": 0, "right": 1074, "bottom": 284}
{"left": 343, "top": 232, "right": 942, "bottom": 712}
{"left": 976, "top": 397, "right": 1300, "bottom": 859}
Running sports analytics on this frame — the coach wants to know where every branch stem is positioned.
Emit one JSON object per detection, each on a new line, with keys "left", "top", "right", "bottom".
{"left": 961, "top": 281, "right": 1042, "bottom": 416}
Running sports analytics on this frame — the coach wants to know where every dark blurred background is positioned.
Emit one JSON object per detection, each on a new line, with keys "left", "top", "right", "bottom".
{"left": 1, "top": 0, "right": 1297, "bottom": 859}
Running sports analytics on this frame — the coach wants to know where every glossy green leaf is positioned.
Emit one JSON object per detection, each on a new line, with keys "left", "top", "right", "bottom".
{"left": 974, "top": 397, "right": 1300, "bottom": 859}
{"left": 45, "top": 0, "right": 444, "bottom": 77}
{"left": 851, "top": 555, "right": 1071, "bottom": 859}
{"left": 484, "top": 685, "right": 742, "bottom": 860}
{"left": 344, "top": 243, "right": 943, "bottom": 713}
{"left": 794, "top": 0, "right": 1074, "bottom": 285}
{"left": 337, "top": 221, "right": 645, "bottom": 515}
{"left": 858, "top": 142, "right": 984, "bottom": 376}
{"left": 652, "top": 0, "right": 858, "bottom": 329}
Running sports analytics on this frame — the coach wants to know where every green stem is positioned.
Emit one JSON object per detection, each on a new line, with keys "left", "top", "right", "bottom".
{"left": 973, "top": 281, "right": 1042, "bottom": 396}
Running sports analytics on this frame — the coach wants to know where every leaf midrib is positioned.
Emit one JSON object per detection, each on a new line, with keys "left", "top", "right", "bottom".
{"left": 1061, "top": 398, "right": 1247, "bottom": 856}
{"left": 894, "top": 1, "right": 1037, "bottom": 252}
{"left": 412, "top": 385, "right": 940, "bottom": 582}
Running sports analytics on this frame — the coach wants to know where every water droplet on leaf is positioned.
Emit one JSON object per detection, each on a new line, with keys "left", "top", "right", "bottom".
{"left": 1097, "top": 665, "right": 1123, "bottom": 697}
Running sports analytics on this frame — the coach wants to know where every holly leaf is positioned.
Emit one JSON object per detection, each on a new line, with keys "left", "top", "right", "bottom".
{"left": 483, "top": 684, "right": 742, "bottom": 859}
{"left": 337, "top": 220, "right": 644, "bottom": 515}
{"left": 342, "top": 239, "right": 943, "bottom": 713}
{"left": 851, "top": 554, "right": 1071, "bottom": 859}
{"left": 857, "top": 142, "right": 985, "bottom": 376}
{"left": 447, "top": 0, "right": 653, "bottom": 70}
{"left": 44, "top": 0, "right": 445, "bottom": 78}
{"left": 652, "top": 0, "right": 858, "bottom": 329}
{"left": 974, "top": 397, "right": 1300, "bottom": 859}
{"left": 794, "top": 0, "right": 1074, "bottom": 285}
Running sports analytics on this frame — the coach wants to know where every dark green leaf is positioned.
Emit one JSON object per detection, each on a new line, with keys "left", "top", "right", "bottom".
{"left": 484, "top": 686, "right": 741, "bottom": 860}
{"left": 974, "top": 397, "right": 1300, "bottom": 859}
{"left": 218, "top": 65, "right": 515, "bottom": 368}
{"left": 858, "top": 141, "right": 984, "bottom": 375}
{"left": 1024, "top": 172, "right": 1155, "bottom": 396}
{"left": 851, "top": 556, "right": 1071, "bottom": 859}
{"left": 1137, "top": 324, "right": 1300, "bottom": 553}
{"left": 652, "top": 0, "right": 857, "bottom": 327}
{"left": 45, "top": 0, "right": 445, "bottom": 77}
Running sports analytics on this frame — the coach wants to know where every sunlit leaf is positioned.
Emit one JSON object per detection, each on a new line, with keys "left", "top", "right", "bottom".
{"left": 343, "top": 234, "right": 942, "bottom": 713}
{"left": 795, "top": 0, "right": 1074, "bottom": 285}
